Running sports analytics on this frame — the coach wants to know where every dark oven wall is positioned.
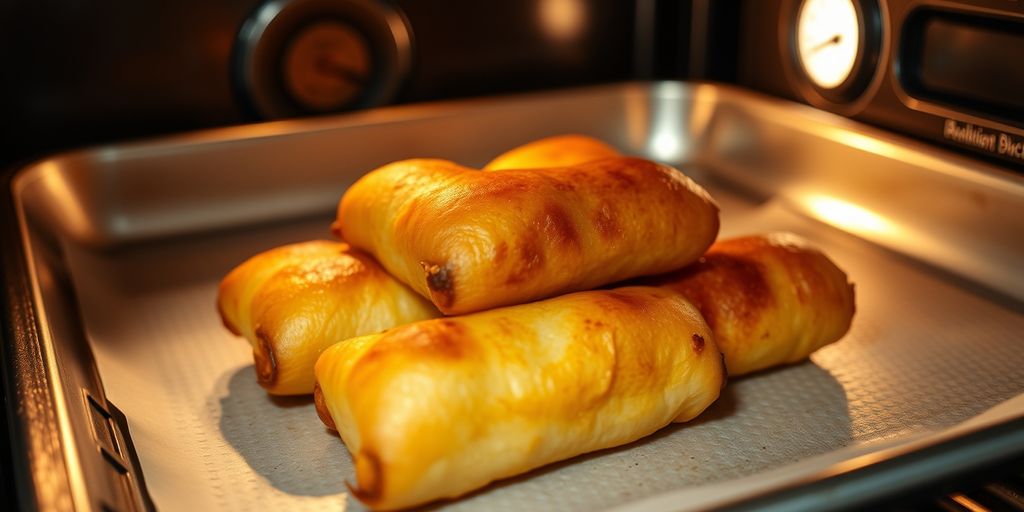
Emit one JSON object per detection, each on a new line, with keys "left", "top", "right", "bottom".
{"left": 0, "top": 0, "right": 672, "bottom": 167}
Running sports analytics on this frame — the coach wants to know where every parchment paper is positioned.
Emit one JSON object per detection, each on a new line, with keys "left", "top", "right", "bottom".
{"left": 66, "top": 189, "right": 1024, "bottom": 511}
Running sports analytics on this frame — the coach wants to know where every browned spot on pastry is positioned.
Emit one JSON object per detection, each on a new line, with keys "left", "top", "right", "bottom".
{"left": 635, "top": 351, "right": 655, "bottom": 374}
{"left": 552, "top": 179, "right": 576, "bottom": 192}
{"left": 348, "top": 450, "right": 384, "bottom": 505}
{"left": 599, "top": 290, "right": 650, "bottom": 312}
{"left": 421, "top": 261, "right": 455, "bottom": 309}
{"left": 254, "top": 328, "right": 278, "bottom": 388}
{"left": 606, "top": 168, "right": 637, "bottom": 189}
{"left": 367, "top": 320, "right": 468, "bottom": 362}
{"left": 313, "top": 382, "right": 336, "bottom": 431}
{"left": 437, "top": 319, "right": 464, "bottom": 331}
{"left": 506, "top": 235, "right": 544, "bottom": 284}
{"left": 473, "top": 174, "right": 534, "bottom": 199}
{"left": 659, "top": 254, "right": 773, "bottom": 334}
{"left": 540, "top": 202, "right": 579, "bottom": 250}
{"left": 493, "top": 241, "right": 508, "bottom": 265}
{"left": 566, "top": 169, "right": 594, "bottom": 184}
{"left": 406, "top": 320, "right": 468, "bottom": 359}
{"left": 691, "top": 333, "right": 705, "bottom": 354}
{"left": 593, "top": 201, "right": 620, "bottom": 240}
{"left": 599, "top": 158, "right": 651, "bottom": 189}
{"left": 427, "top": 320, "right": 468, "bottom": 358}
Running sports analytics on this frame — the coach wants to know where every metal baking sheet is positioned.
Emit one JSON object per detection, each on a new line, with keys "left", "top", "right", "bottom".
{"left": 13, "top": 82, "right": 1024, "bottom": 511}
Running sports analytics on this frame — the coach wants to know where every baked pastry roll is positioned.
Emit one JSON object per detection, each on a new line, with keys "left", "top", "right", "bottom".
{"left": 650, "top": 233, "right": 855, "bottom": 376}
{"left": 484, "top": 134, "right": 621, "bottom": 170}
{"left": 334, "top": 157, "right": 719, "bottom": 314}
{"left": 217, "top": 240, "right": 439, "bottom": 395}
{"left": 216, "top": 136, "right": 626, "bottom": 393}
{"left": 314, "top": 286, "right": 725, "bottom": 510}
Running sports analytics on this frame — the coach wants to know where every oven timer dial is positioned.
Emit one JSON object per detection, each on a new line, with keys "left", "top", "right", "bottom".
{"left": 791, "top": 0, "right": 882, "bottom": 104}
{"left": 235, "top": 0, "right": 412, "bottom": 119}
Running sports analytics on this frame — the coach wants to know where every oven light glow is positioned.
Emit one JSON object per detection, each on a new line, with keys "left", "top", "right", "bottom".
{"left": 539, "top": 0, "right": 586, "bottom": 42}
{"left": 804, "top": 195, "right": 894, "bottom": 235}
{"left": 650, "top": 132, "right": 682, "bottom": 161}
{"left": 797, "top": 0, "right": 861, "bottom": 89}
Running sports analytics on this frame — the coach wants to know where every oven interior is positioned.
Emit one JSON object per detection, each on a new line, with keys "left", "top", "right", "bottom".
{"left": 4, "top": 1, "right": 1024, "bottom": 511}
{"left": 10, "top": 82, "right": 1024, "bottom": 511}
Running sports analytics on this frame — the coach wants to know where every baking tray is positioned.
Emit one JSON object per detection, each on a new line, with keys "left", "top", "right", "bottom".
{"left": 6, "top": 82, "right": 1024, "bottom": 512}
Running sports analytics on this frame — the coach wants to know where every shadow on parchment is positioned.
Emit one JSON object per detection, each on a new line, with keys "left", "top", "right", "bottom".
{"left": 421, "top": 361, "right": 851, "bottom": 510}
{"left": 217, "top": 365, "right": 348, "bottom": 497}
{"left": 216, "top": 359, "right": 850, "bottom": 509}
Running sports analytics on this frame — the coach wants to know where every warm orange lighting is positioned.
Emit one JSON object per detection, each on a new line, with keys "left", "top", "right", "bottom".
{"left": 949, "top": 493, "right": 989, "bottom": 512}
{"left": 539, "top": 0, "right": 586, "bottom": 42}
{"left": 831, "top": 130, "right": 902, "bottom": 160}
{"left": 803, "top": 194, "right": 895, "bottom": 235}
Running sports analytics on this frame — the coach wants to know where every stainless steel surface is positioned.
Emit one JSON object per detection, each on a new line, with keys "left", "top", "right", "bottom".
{"left": 11, "top": 81, "right": 1024, "bottom": 511}
{"left": 697, "top": 90, "right": 1024, "bottom": 304}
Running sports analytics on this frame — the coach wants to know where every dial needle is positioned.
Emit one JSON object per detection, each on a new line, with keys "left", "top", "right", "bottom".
{"left": 808, "top": 34, "right": 842, "bottom": 53}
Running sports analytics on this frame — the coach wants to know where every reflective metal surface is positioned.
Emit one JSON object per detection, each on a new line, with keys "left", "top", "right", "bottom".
{"left": 16, "top": 81, "right": 1024, "bottom": 301}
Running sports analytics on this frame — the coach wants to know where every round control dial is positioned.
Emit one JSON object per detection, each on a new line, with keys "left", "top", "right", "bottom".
{"left": 789, "top": 0, "right": 882, "bottom": 105}
{"left": 282, "top": 21, "right": 371, "bottom": 112}
{"left": 796, "top": 0, "right": 861, "bottom": 89}
{"left": 235, "top": 0, "right": 411, "bottom": 119}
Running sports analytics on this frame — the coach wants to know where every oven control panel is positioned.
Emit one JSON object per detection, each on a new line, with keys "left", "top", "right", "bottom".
{"left": 737, "top": 0, "right": 1024, "bottom": 168}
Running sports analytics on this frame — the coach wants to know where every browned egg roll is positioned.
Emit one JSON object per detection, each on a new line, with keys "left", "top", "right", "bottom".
{"left": 215, "top": 136, "right": 619, "bottom": 393}
{"left": 335, "top": 157, "right": 720, "bottom": 314}
{"left": 314, "top": 286, "right": 725, "bottom": 510}
{"left": 483, "top": 134, "right": 621, "bottom": 170}
{"left": 217, "top": 240, "right": 439, "bottom": 395}
{"left": 650, "top": 233, "right": 855, "bottom": 376}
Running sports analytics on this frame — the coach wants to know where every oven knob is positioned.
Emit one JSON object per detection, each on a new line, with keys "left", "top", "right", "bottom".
{"left": 234, "top": 0, "right": 412, "bottom": 119}
{"left": 282, "top": 21, "right": 371, "bottom": 112}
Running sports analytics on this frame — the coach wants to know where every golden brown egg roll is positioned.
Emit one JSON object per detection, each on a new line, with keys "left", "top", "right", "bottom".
{"left": 216, "top": 136, "right": 619, "bottom": 393}
{"left": 483, "top": 134, "right": 621, "bottom": 170}
{"left": 217, "top": 240, "right": 439, "bottom": 395}
{"left": 314, "top": 286, "right": 725, "bottom": 510}
{"left": 487, "top": 144, "right": 853, "bottom": 375}
{"left": 649, "top": 233, "right": 855, "bottom": 376}
{"left": 334, "top": 157, "right": 720, "bottom": 315}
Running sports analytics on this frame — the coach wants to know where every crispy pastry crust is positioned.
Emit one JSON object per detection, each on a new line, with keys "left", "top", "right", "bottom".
{"left": 652, "top": 233, "right": 856, "bottom": 375}
{"left": 314, "top": 286, "right": 725, "bottom": 510}
{"left": 217, "top": 241, "right": 439, "bottom": 395}
{"left": 334, "top": 157, "right": 720, "bottom": 314}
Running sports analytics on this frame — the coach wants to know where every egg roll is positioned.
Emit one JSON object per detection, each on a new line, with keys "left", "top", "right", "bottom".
{"left": 483, "top": 134, "right": 621, "bottom": 170}
{"left": 334, "top": 157, "right": 720, "bottom": 314}
{"left": 314, "top": 286, "right": 725, "bottom": 510}
{"left": 650, "top": 233, "right": 855, "bottom": 376}
{"left": 217, "top": 240, "right": 439, "bottom": 395}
